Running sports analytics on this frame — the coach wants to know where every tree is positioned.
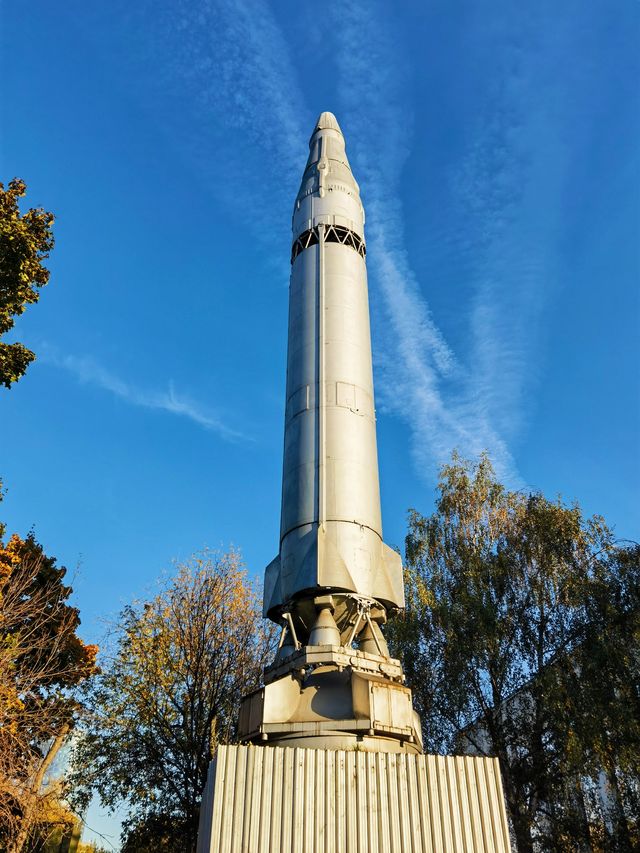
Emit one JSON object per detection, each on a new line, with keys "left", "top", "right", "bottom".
{"left": 15, "top": 779, "right": 83, "bottom": 853}
{"left": 0, "top": 532, "right": 98, "bottom": 852}
{"left": 390, "top": 453, "right": 639, "bottom": 853}
{"left": 69, "top": 549, "right": 275, "bottom": 853}
{"left": 0, "top": 178, "right": 55, "bottom": 388}
{"left": 568, "top": 543, "right": 640, "bottom": 849}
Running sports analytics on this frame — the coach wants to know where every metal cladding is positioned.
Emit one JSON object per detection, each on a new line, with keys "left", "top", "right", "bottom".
{"left": 264, "top": 110, "right": 403, "bottom": 626}
{"left": 196, "top": 745, "right": 513, "bottom": 853}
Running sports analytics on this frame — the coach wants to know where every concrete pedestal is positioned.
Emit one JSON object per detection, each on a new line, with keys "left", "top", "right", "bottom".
{"left": 196, "top": 744, "right": 512, "bottom": 852}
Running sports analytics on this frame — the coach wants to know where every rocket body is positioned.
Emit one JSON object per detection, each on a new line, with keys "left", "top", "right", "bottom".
{"left": 264, "top": 113, "right": 403, "bottom": 628}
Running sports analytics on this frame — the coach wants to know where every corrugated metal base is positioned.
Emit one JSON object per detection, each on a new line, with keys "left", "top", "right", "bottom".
{"left": 197, "top": 745, "right": 512, "bottom": 852}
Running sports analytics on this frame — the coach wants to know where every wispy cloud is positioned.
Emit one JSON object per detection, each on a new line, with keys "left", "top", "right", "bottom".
{"left": 42, "top": 347, "right": 248, "bottom": 443}
{"left": 327, "top": 2, "right": 519, "bottom": 481}
{"left": 163, "top": 0, "right": 521, "bottom": 479}
{"left": 451, "top": 7, "right": 576, "bottom": 451}
{"left": 70, "top": 0, "right": 582, "bottom": 484}
{"left": 83, "top": 0, "right": 311, "bottom": 269}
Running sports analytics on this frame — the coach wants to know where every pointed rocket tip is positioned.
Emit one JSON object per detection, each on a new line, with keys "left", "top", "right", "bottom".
{"left": 313, "top": 112, "right": 343, "bottom": 136}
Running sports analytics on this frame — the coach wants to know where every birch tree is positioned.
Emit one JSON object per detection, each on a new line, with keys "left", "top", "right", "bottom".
{"left": 390, "top": 453, "right": 639, "bottom": 852}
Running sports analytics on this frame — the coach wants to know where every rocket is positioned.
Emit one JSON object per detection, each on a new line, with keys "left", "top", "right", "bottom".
{"left": 264, "top": 112, "right": 403, "bottom": 649}
{"left": 240, "top": 112, "right": 421, "bottom": 753}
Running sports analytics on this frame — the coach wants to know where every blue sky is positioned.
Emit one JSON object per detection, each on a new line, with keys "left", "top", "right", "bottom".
{"left": 2, "top": 0, "right": 639, "bottom": 845}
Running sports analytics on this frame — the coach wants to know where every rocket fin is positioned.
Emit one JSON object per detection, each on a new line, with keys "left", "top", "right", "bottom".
{"left": 263, "top": 554, "right": 281, "bottom": 619}
{"left": 316, "top": 524, "right": 356, "bottom": 591}
{"left": 381, "top": 542, "right": 405, "bottom": 610}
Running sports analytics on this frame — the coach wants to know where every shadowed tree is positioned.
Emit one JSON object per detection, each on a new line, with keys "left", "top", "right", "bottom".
{"left": 0, "top": 532, "right": 98, "bottom": 852}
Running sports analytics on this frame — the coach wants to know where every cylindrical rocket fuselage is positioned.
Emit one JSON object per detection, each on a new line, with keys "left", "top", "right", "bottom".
{"left": 264, "top": 113, "right": 403, "bottom": 626}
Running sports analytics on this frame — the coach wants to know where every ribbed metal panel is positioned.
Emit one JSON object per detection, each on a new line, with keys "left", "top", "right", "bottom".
{"left": 197, "top": 745, "right": 512, "bottom": 852}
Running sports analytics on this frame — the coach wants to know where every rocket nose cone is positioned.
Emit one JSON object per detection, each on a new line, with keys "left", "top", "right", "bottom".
{"left": 312, "top": 111, "right": 343, "bottom": 137}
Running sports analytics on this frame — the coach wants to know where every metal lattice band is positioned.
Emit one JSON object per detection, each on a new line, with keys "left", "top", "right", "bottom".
{"left": 291, "top": 224, "right": 366, "bottom": 264}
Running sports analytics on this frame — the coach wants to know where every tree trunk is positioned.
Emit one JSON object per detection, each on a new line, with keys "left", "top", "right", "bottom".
{"left": 499, "top": 745, "right": 534, "bottom": 853}
{"left": 572, "top": 777, "right": 592, "bottom": 852}
{"left": 602, "top": 760, "right": 633, "bottom": 852}
{"left": 509, "top": 804, "right": 535, "bottom": 853}
{"left": 11, "top": 724, "right": 69, "bottom": 853}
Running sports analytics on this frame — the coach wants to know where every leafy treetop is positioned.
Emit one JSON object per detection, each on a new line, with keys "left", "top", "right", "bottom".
{"left": 0, "top": 178, "right": 55, "bottom": 388}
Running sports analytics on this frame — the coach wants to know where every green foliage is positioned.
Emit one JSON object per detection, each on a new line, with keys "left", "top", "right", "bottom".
{"left": 0, "top": 178, "right": 54, "bottom": 388}
{"left": 390, "top": 452, "right": 639, "bottom": 853}
{"left": 119, "top": 813, "right": 192, "bottom": 853}
{"left": 69, "top": 550, "right": 275, "bottom": 853}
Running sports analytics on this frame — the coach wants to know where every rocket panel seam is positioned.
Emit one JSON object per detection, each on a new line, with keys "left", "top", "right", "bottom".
{"left": 279, "top": 519, "right": 385, "bottom": 545}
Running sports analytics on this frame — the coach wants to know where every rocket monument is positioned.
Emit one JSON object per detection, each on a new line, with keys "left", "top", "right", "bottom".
{"left": 238, "top": 111, "right": 422, "bottom": 753}
{"left": 197, "top": 113, "right": 512, "bottom": 853}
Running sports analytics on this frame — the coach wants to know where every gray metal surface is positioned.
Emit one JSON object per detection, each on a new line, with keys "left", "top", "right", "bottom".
{"left": 197, "top": 745, "right": 513, "bottom": 853}
{"left": 264, "top": 111, "right": 403, "bottom": 624}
